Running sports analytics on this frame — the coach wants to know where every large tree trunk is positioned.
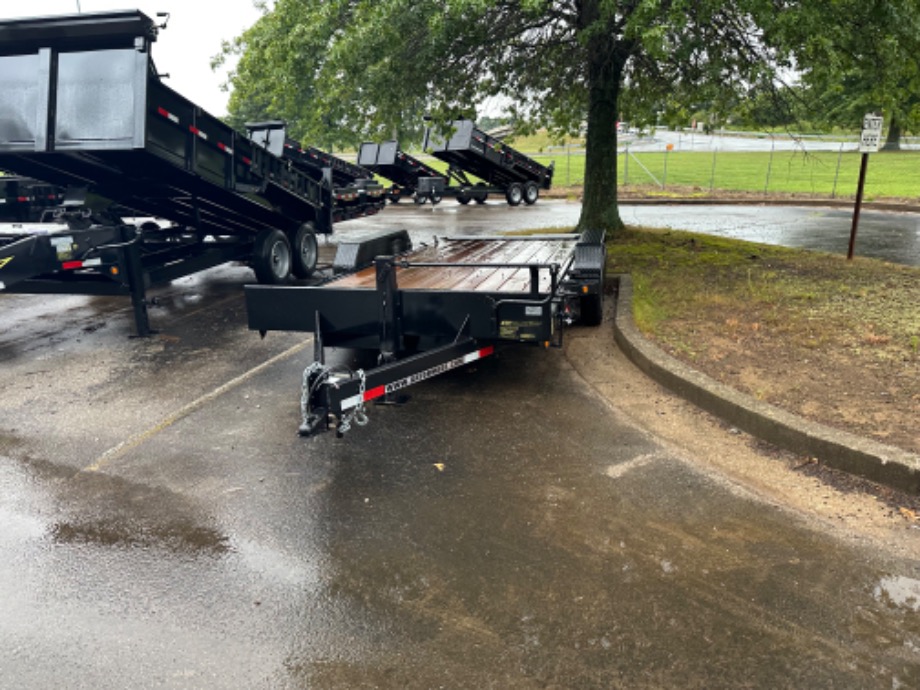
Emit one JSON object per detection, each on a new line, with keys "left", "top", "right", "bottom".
{"left": 576, "top": 7, "right": 628, "bottom": 234}
{"left": 882, "top": 116, "right": 901, "bottom": 151}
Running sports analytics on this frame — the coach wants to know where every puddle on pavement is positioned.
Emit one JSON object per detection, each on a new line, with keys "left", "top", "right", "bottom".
{"left": 874, "top": 575, "right": 920, "bottom": 612}
{"left": 50, "top": 518, "right": 230, "bottom": 554}
{"left": 2, "top": 454, "right": 231, "bottom": 557}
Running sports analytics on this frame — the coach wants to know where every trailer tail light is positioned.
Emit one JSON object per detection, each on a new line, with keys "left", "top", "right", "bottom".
{"left": 582, "top": 285, "right": 589, "bottom": 293}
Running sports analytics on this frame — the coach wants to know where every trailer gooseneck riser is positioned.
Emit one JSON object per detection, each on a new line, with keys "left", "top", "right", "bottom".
{"left": 0, "top": 11, "right": 388, "bottom": 335}
{"left": 246, "top": 228, "right": 606, "bottom": 436}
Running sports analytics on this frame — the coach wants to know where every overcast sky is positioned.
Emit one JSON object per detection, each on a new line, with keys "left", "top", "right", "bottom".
{"left": 0, "top": 0, "right": 268, "bottom": 116}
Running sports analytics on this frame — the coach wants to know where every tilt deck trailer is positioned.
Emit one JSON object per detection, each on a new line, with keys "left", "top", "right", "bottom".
{"left": 420, "top": 120, "right": 555, "bottom": 206}
{"left": 245, "top": 228, "right": 606, "bottom": 436}
{"left": 0, "top": 10, "right": 392, "bottom": 335}
{"left": 357, "top": 141, "right": 448, "bottom": 204}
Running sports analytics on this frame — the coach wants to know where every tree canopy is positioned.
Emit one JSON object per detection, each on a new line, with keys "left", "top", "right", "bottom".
{"left": 775, "top": 0, "right": 920, "bottom": 148}
{"left": 221, "top": 1, "right": 796, "bottom": 232}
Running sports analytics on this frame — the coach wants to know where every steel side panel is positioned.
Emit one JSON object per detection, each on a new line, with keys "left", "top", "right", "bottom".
{"left": 245, "top": 284, "right": 547, "bottom": 342}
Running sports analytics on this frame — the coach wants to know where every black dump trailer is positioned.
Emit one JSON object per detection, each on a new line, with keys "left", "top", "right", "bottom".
{"left": 420, "top": 119, "right": 554, "bottom": 206}
{"left": 357, "top": 140, "right": 448, "bottom": 204}
{"left": 245, "top": 228, "right": 606, "bottom": 436}
{"left": 0, "top": 11, "right": 392, "bottom": 335}
{"left": 247, "top": 121, "right": 386, "bottom": 219}
{"left": 0, "top": 175, "right": 65, "bottom": 222}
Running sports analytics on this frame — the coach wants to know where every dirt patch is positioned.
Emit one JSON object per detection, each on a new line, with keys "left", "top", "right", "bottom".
{"left": 565, "top": 311, "right": 920, "bottom": 557}
{"left": 607, "top": 227, "right": 920, "bottom": 456}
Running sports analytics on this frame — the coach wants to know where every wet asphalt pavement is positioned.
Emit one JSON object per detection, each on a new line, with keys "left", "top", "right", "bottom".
{"left": 3, "top": 202, "right": 920, "bottom": 687}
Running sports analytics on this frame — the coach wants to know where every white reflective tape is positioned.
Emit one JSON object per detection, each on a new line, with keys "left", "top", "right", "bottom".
{"left": 341, "top": 393, "right": 362, "bottom": 411}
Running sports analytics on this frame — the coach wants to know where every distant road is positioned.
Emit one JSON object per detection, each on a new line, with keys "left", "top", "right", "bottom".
{"left": 344, "top": 200, "right": 920, "bottom": 268}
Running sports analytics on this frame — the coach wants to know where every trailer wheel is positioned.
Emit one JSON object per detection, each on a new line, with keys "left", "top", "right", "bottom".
{"left": 414, "top": 194, "right": 427, "bottom": 205}
{"left": 523, "top": 182, "right": 539, "bottom": 205}
{"left": 253, "top": 228, "right": 292, "bottom": 284}
{"left": 505, "top": 183, "right": 523, "bottom": 206}
{"left": 473, "top": 184, "right": 488, "bottom": 204}
{"left": 430, "top": 192, "right": 443, "bottom": 205}
{"left": 456, "top": 190, "right": 472, "bottom": 205}
{"left": 291, "top": 223, "right": 318, "bottom": 279}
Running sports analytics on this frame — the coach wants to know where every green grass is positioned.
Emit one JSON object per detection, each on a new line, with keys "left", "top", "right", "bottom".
{"left": 606, "top": 227, "right": 920, "bottom": 356}
{"left": 529, "top": 149, "right": 920, "bottom": 200}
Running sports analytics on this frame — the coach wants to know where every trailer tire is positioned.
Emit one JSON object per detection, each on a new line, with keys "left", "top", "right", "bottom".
{"left": 456, "top": 191, "right": 472, "bottom": 204}
{"left": 473, "top": 184, "right": 488, "bottom": 204}
{"left": 523, "top": 182, "right": 539, "bottom": 205}
{"left": 253, "top": 228, "right": 292, "bottom": 285}
{"left": 505, "top": 183, "right": 523, "bottom": 206}
{"left": 414, "top": 195, "right": 427, "bottom": 205}
{"left": 291, "top": 223, "right": 319, "bottom": 279}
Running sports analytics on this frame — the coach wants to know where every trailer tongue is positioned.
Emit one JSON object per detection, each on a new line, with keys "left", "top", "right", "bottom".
{"left": 246, "top": 229, "right": 606, "bottom": 436}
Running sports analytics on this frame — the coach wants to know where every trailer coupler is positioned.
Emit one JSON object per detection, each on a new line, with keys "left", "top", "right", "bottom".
{"left": 298, "top": 338, "right": 495, "bottom": 437}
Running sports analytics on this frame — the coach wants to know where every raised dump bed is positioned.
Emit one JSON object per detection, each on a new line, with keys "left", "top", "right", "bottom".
{"left": 0, "top": 10, "right": 334, "bottom": 238}
{"left": 247, "top": 121, "right": 385, "bottom": 218}
{"left": 422, "top": 120, "right": 554, "bottom": 206}
{"left": 358, "top": 141, "right": 447, "bottom": 203}
{"left": 0, "top": 10, "right": 398, "bottom": 335}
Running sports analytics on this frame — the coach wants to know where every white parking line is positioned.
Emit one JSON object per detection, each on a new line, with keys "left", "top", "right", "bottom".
{"left": 81, "top": 338, "right": 312, "bottom": 474}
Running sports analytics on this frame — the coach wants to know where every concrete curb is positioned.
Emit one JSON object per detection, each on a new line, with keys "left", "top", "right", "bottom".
{"left": 611, "top": 274, "right": 920, "bottom": 494}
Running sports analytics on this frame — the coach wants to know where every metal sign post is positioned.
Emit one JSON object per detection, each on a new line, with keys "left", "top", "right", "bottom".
{"left": 849, "top": 114, "right": 883, "bottom": 260}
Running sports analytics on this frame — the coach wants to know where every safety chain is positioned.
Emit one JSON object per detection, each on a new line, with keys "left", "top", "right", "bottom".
{"left": 300, "top": 361, "right": 327, "bottom": 430}
{"left": 337, "top": 369, "right": 369, "bottom": 435}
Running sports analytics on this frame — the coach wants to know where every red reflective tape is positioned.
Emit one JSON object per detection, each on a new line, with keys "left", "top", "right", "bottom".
{"left": 157, "top": 106, "right": 179, "bottom": 124}
{"left": 189, "top": 126, "right": 208, "bottom": 141}
{"left": 17, "top": 196, "right": 29, "bottom": 202}
{"left": 242, "top": 156, "right": 252, "bottom": 165}
{"left": 480, "top": 345, "right": 495, "bottom": 357}
{"left": 62, "top": 261, "right": 83, "bottom": 270}
{"left": 218, "top": 142, "right": 234, "bottom": 155}
{"left": 363, "top": 385, "right": 387, "bottom": 402}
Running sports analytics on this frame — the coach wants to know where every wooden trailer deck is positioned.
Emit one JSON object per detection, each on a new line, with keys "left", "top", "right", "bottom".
{"left": 330, "top": 235, "right": 580, "bottom": 294}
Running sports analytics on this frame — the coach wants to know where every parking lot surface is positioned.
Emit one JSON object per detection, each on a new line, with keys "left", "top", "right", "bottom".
{"left": 3, "top": 206, "right": 920, "bottom": 688}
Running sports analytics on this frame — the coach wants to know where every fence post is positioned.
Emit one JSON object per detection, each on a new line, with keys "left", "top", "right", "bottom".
{"left": 832, "top": 142, "right": 844, "bottom": 198}
{"left": 624, "top": 145, "right": 629, "bottom": 185}
{"left": 709, "top": 148, "right": 717, "bottom": 192}
{"left": 663, "top": 146, "right": 669, "bottom": 188}
{"left": 567, "top": 144, "right": 571, "bottom": 186}
{"left": 764, "top": 134, "right": 775, "bottom": 196}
